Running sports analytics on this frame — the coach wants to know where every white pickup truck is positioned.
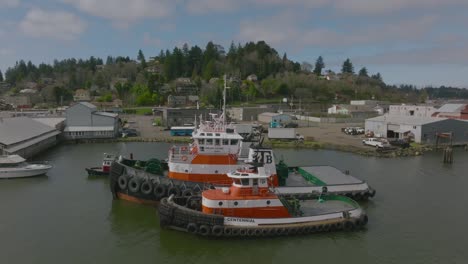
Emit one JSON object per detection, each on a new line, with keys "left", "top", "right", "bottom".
{"left": 362, "top": 138, "right": 389, "bottom": 148}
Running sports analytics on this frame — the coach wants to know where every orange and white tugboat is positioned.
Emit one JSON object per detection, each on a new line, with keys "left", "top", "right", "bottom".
{"left": 85, "top": 153, "right": 115, "bottom": 176}
{"left": 158, "top": 164, "right": 368, "bottom": 237}
{"left": 109, "top": 76, "right": 375, "bottom": 204}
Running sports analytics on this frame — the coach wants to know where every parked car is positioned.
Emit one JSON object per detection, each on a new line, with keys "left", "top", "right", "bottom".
{"left": 121, "top": 128, "right": 138, "bottom": 137}
{"left": 362, "top": 138, "right": 390, "bottom": 148}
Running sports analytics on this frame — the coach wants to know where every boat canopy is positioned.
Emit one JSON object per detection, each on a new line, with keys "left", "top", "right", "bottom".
{"left": 0, "top": 155, "right": 26, "bottom": 164}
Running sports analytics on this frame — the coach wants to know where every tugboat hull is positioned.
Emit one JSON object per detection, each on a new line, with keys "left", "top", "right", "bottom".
{"left": 85, "top": 167, "right": 109, "bottom": 177}
{"left": 110, "top": 161, "right": 375, "bottom": 204}
{"left": 158, "top": 195, "right": 368, "bottom": 238}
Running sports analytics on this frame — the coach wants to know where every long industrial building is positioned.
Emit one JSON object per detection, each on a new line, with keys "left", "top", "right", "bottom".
{"left": 0, "top": 117, "right": 60, "bottom": 158}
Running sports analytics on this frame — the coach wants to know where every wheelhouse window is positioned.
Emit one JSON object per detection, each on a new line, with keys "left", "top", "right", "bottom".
{"left": 222, "top": 139, "right": 229, "bottom": 145}
{"left": 215, "top": 139, "right": 220, "bottom": 145}
{"left": 198, "top": 139, "right": 205, "bottom": 145}
{"left": 206, "top": 138, "right": 213, "bottom": 145}
{"left": 241, "top": 179, "right": 250, "bottom": 186}
{"left": 230, "top": 139, "right": 238, "bottom": 145}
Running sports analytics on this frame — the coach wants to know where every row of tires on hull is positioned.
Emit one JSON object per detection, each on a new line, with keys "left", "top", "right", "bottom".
{"left": 117, "top": 174, "right": 203, "bottom": 200}
{"left": 185, "top": 216, "right": 368, "bottom": 237}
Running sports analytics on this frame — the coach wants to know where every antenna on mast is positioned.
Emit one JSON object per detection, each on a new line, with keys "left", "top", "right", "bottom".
{"left": 223, "top": 74, "right": 229, "bottom": 126}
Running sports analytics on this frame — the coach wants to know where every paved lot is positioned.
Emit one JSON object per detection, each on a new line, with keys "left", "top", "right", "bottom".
{"left": 120, "top": 114, "right": 371, "bottom": 150}
{"left": 120, "top": 114, "right": 171, "bottom": 139}
{"left": 297, "top": 123, "right": 367, "bottom": 148}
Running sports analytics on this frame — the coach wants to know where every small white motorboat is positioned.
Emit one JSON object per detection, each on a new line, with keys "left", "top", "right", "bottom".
{"left": 0, "top": 155, "right": 52, "bottom": 179}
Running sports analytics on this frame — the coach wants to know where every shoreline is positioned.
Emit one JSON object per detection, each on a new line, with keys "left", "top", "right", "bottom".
{"left": 61, "top": 137, "right": 450, "bottom": 158}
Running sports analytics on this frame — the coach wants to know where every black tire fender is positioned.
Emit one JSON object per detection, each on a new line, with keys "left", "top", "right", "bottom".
{"left": 117, "top": 175, "right": 128, "bottom": 190}
{"left": 128, "top": 177, "right": 141, "bottom": 193}
{"left": 140, "top": 180, "right": 153, "bottom": 195}
{"left": 168, "top": 186, "right": 181, "bottom": 197}
{"left": 212, "top": 225, "right": 223, "bottom": 236}
{"left": 154, "top": 184, "right": 166, "bottom": 199}
{"left": 198, "top": 225, "right": 210, "bottom": 236}
{"left": 187, "top": 223, "right": 198, "bottom": 234}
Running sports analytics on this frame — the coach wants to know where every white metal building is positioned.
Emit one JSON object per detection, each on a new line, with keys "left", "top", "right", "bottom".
{"left": 0, "top": 117, "right": 60, "bottom": 158}
{"left": 258, "top": 112, "right": 292, "bottom": 125}
{"left": 389, "top": 105, "right": 436, "bottom": 118}
{"left": 365, "top": 115, "right": 468, "bottom": 144}
{"left": 64, "top": 102, "right": 119, "bottom": 139}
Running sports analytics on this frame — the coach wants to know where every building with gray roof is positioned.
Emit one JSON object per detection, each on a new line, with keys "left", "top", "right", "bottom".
{"left": 0, "top": 117, "right": 60, "bottom": 158}
{"left": 64, "top": 102, "right": 119, "bottom": 139}
{"left": 365, "top": 114, "right": 468, "bottom": 144}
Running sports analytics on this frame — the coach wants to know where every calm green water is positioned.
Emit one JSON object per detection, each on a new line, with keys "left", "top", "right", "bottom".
{"left": 1, "top": 142, "right": 468, "bottom": 264}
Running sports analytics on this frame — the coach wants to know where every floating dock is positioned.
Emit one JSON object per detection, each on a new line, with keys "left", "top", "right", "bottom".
{"left": 277, "top": 166, "right": 374, "bottom": 199}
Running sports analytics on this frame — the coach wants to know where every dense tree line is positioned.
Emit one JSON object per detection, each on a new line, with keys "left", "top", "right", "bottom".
{"left": 2, "top": 41, "right": 466, "bottom": 108}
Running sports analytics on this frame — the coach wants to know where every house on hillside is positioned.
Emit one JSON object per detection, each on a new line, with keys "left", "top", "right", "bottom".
{"left": 73, "top": 89, "right": 91, "bottom": 102}
{"left": 64, "top": 102, "right": 119, "bottom": 139}
{"left": 246, "top": 74, "right": 258, "bottom": 82}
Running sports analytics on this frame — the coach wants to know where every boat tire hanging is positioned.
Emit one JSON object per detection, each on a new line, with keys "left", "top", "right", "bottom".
{"left": 128, "top": 178, "right": 141, "bottom": 193}
{"left": 168, "top": 186, "right": 181, "bottom": 197}
{"left": 186, "top": 223, "right": 198, "bottom": 234}
{"left": 140, "top": 180, "right": 153, "bottom": 195}
{"left": 154, "top": 184, "right": 166, "bottom": 199}
{"left": 117, "top": 175, "right": 128, "bottom": 190}
{"left": 198, "top": 225, "right": 210, "bottom": 236}
{"left": 182, "top": 189, "right": 193, "bottom": 197}
{"left": 212, "top": 225, "right": 223, "bottom": 236}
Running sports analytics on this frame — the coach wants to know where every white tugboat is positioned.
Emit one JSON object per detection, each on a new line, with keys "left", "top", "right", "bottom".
{"left": 159, "top": 164, "right": 368, "bottom": 237}
{"left": 0, "top": 155, "right": 52, "bottom": 179}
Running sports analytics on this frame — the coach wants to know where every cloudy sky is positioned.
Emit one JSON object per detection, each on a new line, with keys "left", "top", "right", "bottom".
{"left": 1, "top": 0, "right": 467, "bottom": 87}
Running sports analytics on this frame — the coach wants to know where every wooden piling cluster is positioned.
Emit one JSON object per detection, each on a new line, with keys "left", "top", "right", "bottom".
{"left": 443, "top": 147, "right": 453, "bottom": 164}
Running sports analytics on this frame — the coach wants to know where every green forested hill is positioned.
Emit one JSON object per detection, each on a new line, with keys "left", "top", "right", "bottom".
{"left": 2, "top": 41, "right": 467, "bottom": 108}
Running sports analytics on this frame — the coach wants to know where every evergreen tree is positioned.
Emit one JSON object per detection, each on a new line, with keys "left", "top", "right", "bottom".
{"left": 0, "top": 70, "right": 3, "bottom": 82}
{"left": 371, "top": 72, "right": 383, "bottom": 82}
{"left": 137, "top": 49, "right": 147, "bottom": 68}
{"left": 313, "top": 56, "right": 325, "bottom": 75}
{"left": 358, "top": 67, "right": 368, "bottom": 77}
{"left": 341, "top": 58, "right": 354, "bottom": 74}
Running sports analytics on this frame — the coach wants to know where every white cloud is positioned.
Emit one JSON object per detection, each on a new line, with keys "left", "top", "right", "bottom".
{"left": 0, "top": 0, "right": 20, "bottom": 8}
{"left": 19, "top": 9, "right": 86, "bottom": 40}
{"left": 355, "top": 44, "right": 468, "bottom": 65}
{"left": 237, "top": 12, "right": 439, "bottom": 49}
{"left": 64, "top": 0, "right": 174, "bottom": 26}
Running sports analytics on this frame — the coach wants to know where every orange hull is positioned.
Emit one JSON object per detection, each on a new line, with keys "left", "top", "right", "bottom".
{"left": 168, "top": 171, "right": 233, "bottom": 185}
{"left": 202, "top": 205, "right": 291, "bottom": 218}
{"left": 191, "top": 154, "right": 237, "bottom": 165}
{"left": 116, "top": 192, "right": 159, "bottom": 206}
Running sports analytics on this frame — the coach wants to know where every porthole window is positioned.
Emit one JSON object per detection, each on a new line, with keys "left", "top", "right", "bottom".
{"left": 266, "top": 200, "right": 271, "bottom": 205}
{"left": 218, "top": 201, "right": 223, "bottom": 206}
{"left": 234, "top": 201, "right": 238, "bottom": 206}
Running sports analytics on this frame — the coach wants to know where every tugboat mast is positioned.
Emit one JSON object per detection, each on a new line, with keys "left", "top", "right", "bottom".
{"left": 223, "top": 74, "right": 229, "bottom": 126}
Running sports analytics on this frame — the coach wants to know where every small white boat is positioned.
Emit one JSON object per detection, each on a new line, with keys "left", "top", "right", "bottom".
{"left": 0, "top": 155, "right": 52, "bottom": 179}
